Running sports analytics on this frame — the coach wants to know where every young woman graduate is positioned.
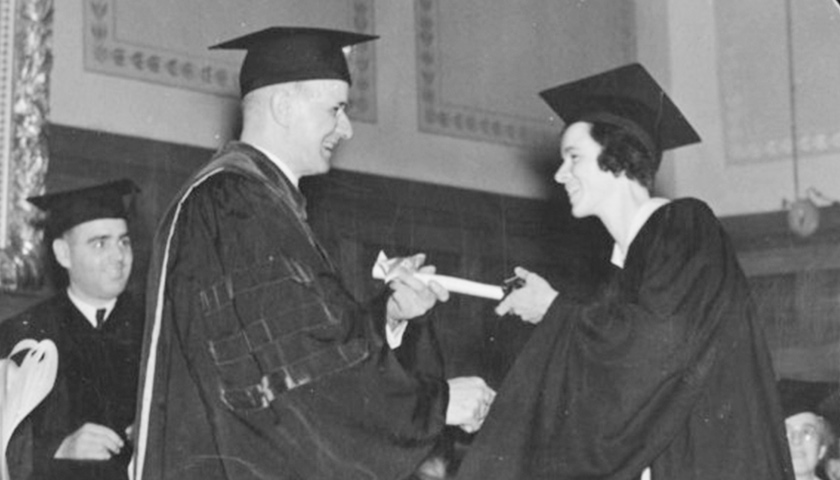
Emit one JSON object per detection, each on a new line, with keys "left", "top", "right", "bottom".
{"left": 455, "top": 63, "right": 794, "bottom": 480}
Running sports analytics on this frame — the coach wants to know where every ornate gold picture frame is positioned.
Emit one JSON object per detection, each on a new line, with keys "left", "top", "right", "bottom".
{"left": 0, "top": 0, "right": 52, "bottom": 291}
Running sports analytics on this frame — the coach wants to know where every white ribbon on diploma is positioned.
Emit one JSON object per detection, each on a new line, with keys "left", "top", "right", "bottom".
{"left": 371, "top": 251, "right": 504, "bottom": 300}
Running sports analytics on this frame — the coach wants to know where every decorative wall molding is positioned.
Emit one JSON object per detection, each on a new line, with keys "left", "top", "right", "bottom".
{"left": 82, "top": 0, "right": 378, "bottom": 122}
{"left": 414, "top": 0, "right": 551, "bottom": 149}
{"left": 0, "top": 0, "right": 52, "bottom": 291}
{"left": 715, "top": 0, "right": 840, "bottom": 165}
{"left": 414, "top": 0, "right": 635, "bottom": 149}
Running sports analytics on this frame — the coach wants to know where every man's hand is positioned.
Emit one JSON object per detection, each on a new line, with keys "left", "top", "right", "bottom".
{"left": 385, "top": 253, "right": 449, "bottom": 328}
{"left": 446, "top": 376, "right": 496, "bottom": 433}
{"left": 494, "top": 267, "right": 558, "bottom": 324}
{"left": 54, "top": 422, "right": 124, "bottom": 460}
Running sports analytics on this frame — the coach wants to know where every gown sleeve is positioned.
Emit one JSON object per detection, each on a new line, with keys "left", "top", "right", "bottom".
{"left": 457, "top": 199, "right": 768, "bottom": 479}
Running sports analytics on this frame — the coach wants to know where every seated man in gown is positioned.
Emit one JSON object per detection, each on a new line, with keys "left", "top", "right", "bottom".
{"left": 0, "top": 179, "right": 144, "bottom": 480}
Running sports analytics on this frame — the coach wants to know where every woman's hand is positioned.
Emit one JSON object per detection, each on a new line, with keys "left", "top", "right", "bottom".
{"left": 494, "top": 267, "right": 558, "bottom": 324}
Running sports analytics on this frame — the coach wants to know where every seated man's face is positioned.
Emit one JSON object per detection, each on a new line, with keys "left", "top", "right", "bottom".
{"left": 786, "top": 412, "right": 828, "bottom": 476}
{"left": 826, "top": 458, "right": 840, "bottom": 480}
{"left": 54, "top": 218, "right": 133, "bottom": 304}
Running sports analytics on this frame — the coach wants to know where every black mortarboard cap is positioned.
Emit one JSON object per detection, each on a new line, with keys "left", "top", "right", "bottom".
{"left": 778, "top": 379, "right": 839, "bottom": 424}
{"left": 210, "top": 27, "right": 378, "bottom": 97}
{"left": 28, "top": 179, "right": 139, "bottom": 239}
{"left": 539, "top": 63, "right": 701, "bottom": 156}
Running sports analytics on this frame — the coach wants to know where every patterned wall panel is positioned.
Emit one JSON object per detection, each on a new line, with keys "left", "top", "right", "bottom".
{"left": 82, "top": 0, "right": 377, "bottom": 122}
{"left": 415, "top": 0, "right": 636, "bottom": 149}
{"left": 716, "top": 0, "right": 840, "bottom": 165}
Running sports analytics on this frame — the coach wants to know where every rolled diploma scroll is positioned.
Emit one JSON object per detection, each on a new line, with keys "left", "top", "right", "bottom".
{"left": 371, "top": 251, "right": 504, "bottom": 301}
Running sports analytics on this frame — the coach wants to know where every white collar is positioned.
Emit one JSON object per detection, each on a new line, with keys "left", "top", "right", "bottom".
{"left": 250, "top": 143, "right": 300, "bottom": 188}
{"left": 66, "top": 288, "right": 117, "bottom": 328}
{"left": 610, "top": 197, "right": 670, "bottom": 268}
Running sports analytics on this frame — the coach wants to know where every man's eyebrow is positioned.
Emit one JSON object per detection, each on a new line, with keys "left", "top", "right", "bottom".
{"left": 86, "top": 234, "right": 111, "bottom": 243}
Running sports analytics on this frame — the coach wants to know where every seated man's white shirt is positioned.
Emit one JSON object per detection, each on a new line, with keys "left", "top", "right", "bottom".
{"left": 66, "top": 288, "right": 117, "bottom": 328}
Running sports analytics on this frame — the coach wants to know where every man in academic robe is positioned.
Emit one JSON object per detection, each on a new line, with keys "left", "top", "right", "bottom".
{"left": 131, "top": 27, "right": 495, "bottom": 480}
{"left": 0, "top": 179, "right": 144, "bottom": 480}
{"left": 455, "top": 64, "right": 794, "bottom": 479}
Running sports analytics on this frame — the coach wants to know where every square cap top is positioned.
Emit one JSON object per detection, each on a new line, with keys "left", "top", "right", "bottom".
{"left": 28, "top": 179, "right": 139, "bottom": 238}
{"left": 210, "top": 26, "right": 378, "bottom": 97}
{"left": 539, "top": 63, "right": 701, "bottom": 155}
{"left": 778, "top": 379, "right": 839, "bottom": 426}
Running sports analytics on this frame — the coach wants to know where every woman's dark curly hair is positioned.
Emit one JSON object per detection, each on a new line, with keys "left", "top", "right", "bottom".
{"left": 586, "top": 121, "right": 661, "bottom": 192}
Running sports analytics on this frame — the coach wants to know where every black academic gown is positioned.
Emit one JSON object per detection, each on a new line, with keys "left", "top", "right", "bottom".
{"left": 456, "top": 198, "right": 794, "bottom": 480}
{"left": 132, "top": 142, "right": 448, "bottom": 480}
{"left": 0, "top": 290, "right": 144, "bottom": 480}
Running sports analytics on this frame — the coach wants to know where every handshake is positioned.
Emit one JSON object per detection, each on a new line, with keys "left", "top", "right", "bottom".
{"left": 446, "top": 376, "right": 496, "bottom": 433}
{"left": 375, "top": 252, "right": 509, "bottom": 434}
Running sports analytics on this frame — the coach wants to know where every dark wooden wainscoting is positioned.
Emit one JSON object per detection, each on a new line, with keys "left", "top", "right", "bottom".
{"left": 3, "top": 124, "right": 838, "bottom": 383}
{"left": 3, "top": 124, "right": 837, "bottom": 384}
{"left": 722, "top": 207, "right": 840, "bottom": 382}
{"left": 1, "top": 124, "right": 612, "bottom": 386}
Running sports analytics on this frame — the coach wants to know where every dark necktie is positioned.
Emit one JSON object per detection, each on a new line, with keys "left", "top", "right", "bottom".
{"left": 95, "top": 308, "right": 106, "bottom": 329}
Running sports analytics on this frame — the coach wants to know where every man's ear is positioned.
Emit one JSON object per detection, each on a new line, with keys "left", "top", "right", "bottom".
{"left": 52, "top": 237, "right": 71, "bottom": 270}
{"left": 269, "top": 88, "right": 292, "bottom": 128}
